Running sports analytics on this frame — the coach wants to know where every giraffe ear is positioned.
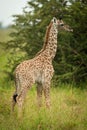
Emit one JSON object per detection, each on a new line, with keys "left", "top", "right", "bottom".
{"left": 52, "top": 17, "right": 57, "bottom": 23}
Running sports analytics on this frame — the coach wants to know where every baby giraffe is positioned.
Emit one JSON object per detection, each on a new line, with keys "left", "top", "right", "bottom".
{"left": 12, "top": 17, "right": 72, "bottom": 116}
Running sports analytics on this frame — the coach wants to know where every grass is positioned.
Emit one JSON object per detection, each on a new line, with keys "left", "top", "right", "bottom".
{"left": 0, "top": 84, "right": 87, "bottom": 130}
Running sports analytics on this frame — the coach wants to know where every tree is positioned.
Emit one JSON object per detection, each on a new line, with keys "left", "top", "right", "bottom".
{"left": 6, "top": 0, "right": 69, "bottom": 79}
{"left": 67, "top": 0, "right": 87, "bottom": 82}
{"left": 6, "top": 0, "right": 87, "bottom": 84}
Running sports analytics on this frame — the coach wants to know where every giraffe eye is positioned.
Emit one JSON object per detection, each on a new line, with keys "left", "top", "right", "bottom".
{"left": 60, "top": 24, "right": 64, "bottom": 26}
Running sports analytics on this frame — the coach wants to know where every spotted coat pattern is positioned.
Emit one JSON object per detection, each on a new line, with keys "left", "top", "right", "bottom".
{"left": 12, "top": 17, "right": 71, "bottom": 116}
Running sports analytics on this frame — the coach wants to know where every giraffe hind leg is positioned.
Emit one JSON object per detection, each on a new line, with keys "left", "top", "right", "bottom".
{"left": 16, "top": 86, "right": 30, "bottom": 118}
{"left": 16, "top": 79, "right": 34, "bottom": 118}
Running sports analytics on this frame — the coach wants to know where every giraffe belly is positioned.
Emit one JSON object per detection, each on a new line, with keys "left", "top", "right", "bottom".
{"left": 34, "top": 70, "right": 44, "bottom": 84}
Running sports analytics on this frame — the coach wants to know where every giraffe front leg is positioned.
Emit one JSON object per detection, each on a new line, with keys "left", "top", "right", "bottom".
{"left": 43, "top": 82, "right": 51, "bottom": 108}
{"left": 36, "top": 83, "right": 43, "bottom": 107}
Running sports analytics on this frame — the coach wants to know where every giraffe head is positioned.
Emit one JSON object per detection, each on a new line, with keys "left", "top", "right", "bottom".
{"left": 57, "top": 17, "right": 73, "bottom": 32}
{"left": 51, "top": 17, "right": 73, "bottom": 32}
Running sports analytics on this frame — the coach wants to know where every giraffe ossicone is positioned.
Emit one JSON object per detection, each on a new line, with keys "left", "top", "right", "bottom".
{"left": 12, "top": 17, "right": 72, "bottom": 116}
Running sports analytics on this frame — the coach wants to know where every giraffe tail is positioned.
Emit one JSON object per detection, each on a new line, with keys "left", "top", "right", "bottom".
{"left": 13, "top": 73, "right": 20, "bottom": 103}
{"left": 13, "top": 93, "right": 18, "bottom": 103}
{"left": 12, "top": 93, "right": 18, "bottom": 112}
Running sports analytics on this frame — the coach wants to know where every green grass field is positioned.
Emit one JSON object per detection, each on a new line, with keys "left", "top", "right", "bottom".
{"left": 0, "top": 85, "right": 87, "bottom": 130}
{"left": 0, "top": 29, "right": 87, "bottom": 130}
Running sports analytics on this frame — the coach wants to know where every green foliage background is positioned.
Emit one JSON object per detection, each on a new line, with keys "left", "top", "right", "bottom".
{"left": 5, "top": 0, "right": 87, "bottom": 84}
{"left": 0, "top": 1, "right": 87, "bottom": 129}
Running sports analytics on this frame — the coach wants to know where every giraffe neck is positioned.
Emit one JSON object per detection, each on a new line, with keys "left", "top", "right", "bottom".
{"left": 35, "top": 22, "right": 58, "bottom": 59}
{"left": 45, "top": 25, "right": 58, "bottom": 60}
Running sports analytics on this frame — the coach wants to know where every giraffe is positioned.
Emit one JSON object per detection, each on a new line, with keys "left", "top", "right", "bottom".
{"left": 12, "top": 17, "right": 72, "bottom": 116}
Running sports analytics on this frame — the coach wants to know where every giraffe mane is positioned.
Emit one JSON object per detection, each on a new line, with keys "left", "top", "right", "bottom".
{"left": 35, "top": 21, "right": 53, "bottom": 56}
{"left": 43, "top": 22, "right": 53, "bottom": 50}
